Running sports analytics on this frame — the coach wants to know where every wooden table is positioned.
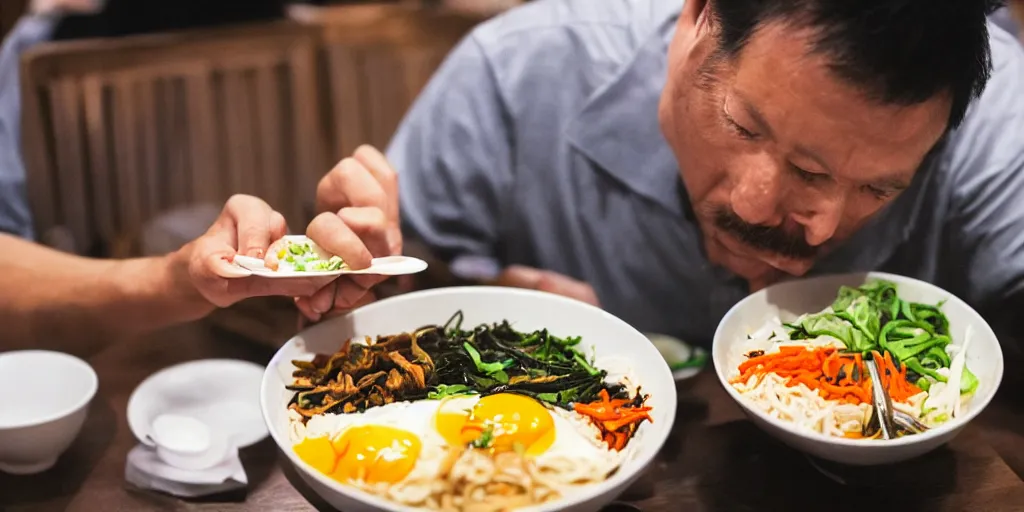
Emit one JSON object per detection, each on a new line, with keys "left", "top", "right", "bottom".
{"left": 3, "top": 318, "right": 1024, "bottom": 511}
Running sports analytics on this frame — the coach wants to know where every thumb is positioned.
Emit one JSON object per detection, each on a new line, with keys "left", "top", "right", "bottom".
{"left": 194, "top": 236, "right": 252, "bottom": 279}
{"left": 209, "top": 253, "right": 254, "bottom": 279}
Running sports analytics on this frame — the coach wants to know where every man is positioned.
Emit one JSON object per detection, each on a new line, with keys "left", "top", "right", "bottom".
{"left": 374, "top": 0, "right": 1024, "bottom": 347}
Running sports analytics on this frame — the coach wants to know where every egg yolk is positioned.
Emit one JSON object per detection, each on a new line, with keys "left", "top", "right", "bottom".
{"left": 435, "top": 393, "right": 555, "bottom": 456}
{"left": 294, "top": 425, "right": 422, "bottom": 485}
{"left": 293, "top": 435, "right": 337, "bottom": 475}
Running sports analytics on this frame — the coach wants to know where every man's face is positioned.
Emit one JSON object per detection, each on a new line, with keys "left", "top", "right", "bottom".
{"left": 658, "top": 8, "right": 951, "bottom": 291}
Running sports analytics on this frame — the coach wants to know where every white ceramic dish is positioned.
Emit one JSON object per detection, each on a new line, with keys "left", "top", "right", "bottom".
{"left": 0, "top": 350, "right": 98, "bottom": 474}
{"left": 646, "top": 333, "right": 707, "bottom": 381}
{"left": 233, "top": 235, "right": 428, "bottom": 278}
{"left": 713, "top": 271, "right": 1004, "bottom": 466}
{"left": 128, "top": 359, "right": 269, "bottom": 457}
{"left": 261, "top": 286, "right": 677, "bottom": 512}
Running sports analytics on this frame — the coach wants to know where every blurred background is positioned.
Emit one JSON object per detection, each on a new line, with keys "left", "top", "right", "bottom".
{"left": 1, "top": 0, "right": 529, "bottom": 257}
{"left": 0, "top": 0, "right": 1020, "bottom": 342}
{"left": 0, "top": 0, "right": 531, "bottom": 340}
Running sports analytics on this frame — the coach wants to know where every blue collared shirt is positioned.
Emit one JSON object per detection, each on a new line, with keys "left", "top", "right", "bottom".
{"left": 0, "top": 15, "right": 57, "bottom": 240}
{"left": 389, "top": 0, "right": 1024, "bottom": 346}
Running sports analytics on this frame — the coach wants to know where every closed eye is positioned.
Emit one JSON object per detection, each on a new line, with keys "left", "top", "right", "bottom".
{"left": 723, "top": 111, "right": 758, "bottom": 140}
{"left": 862, "top": 185, "right": 894, "bottom": 200}
{"left": 791, "top": 164, "right": 826, "bottom": 184}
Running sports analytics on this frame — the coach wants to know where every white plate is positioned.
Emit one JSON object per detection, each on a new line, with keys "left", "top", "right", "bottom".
{"left": 128, "top": 359, "right": 268, "bottom": 450}
{"left": 232, "top": 235, "right": 428, "bottom": 278}
{"left": 645, "top": 333, "right": 707, "bottom": 381}
{"left": 234, "top": 254, "right": 428, "bottom": 278}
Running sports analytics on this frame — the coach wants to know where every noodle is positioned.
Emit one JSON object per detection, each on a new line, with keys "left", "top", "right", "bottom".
{"left": 734, "top": 372, "right": 872, "bottom": 436}
{"left": 353, "top": 446, "right": 614, "bottom": 511}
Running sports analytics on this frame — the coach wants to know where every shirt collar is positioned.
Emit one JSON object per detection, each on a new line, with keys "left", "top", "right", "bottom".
{"left": 565, "top": 12, "right": 686, "bottom": 217}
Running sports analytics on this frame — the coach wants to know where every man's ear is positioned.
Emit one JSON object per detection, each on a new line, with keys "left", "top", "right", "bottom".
{"left": 681, "top": 0, "right": 709, "bottom": 30}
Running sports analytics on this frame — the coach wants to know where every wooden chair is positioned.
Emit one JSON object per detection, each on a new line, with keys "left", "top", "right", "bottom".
{"left": 20, "top": 21, "right": 328, "bottom": 256}
{"left": 289, "top": 3, "right": 483, "bottom": 159}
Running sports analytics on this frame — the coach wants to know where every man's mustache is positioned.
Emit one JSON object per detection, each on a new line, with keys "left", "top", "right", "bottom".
{"left": 711, "top": 207, "right": 818, "bottom": 260}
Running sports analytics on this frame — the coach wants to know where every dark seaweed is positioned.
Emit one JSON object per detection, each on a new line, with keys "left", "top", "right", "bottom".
{"left": 413, "top": 312, "right": 615, "bottom": 408}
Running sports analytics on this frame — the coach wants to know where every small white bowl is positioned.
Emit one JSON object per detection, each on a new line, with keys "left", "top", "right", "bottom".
{"left": 713, "top": 271, "right": 1005, "bottom": 466}
{"left": 261, "top": 286, "right": 677, "bottom": 512}
{"left": 0, "top": 350, "right": 98, "bottom": 474}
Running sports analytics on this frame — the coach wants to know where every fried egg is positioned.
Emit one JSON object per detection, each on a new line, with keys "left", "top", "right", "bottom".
{"left": 293, "top": 400, "right": 448, "bottom": 485}
{"left": 433, "top": 393, "right": 613, "bottom": 467}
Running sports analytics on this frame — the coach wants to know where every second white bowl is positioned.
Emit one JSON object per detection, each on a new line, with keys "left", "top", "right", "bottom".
{"left": 712, "top": 272, "right": 1004, "bottom": 466}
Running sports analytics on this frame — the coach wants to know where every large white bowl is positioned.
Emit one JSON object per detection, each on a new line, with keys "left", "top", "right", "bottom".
{"left": 0, "top": 350, "right": 98, "bottom": 474}
{"left": 713, "top": 272, "right": 1005, "bottom": 466}
{"left": 261, "top": 286, "right": 677, "bottom": 512}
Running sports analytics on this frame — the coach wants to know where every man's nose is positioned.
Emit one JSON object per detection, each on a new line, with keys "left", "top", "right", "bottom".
{"left": 790, "top": 194, "right": 845, "bottom": 247}
{"left": 730, "top": 157, "right": 785, "bottom": 227}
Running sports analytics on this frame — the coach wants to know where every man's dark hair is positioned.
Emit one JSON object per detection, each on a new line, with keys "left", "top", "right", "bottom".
{"left": 709, "top": 0, "right": 1006, "bottom": 129}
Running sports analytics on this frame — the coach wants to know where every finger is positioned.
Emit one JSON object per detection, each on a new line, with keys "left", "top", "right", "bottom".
{"left": 353, "top": 145, "right": 399, "bottom": 224}
{"left": 306, "top": 212, "right": 373, "bottom": 270}
{"left": 228, "top": 275, "right": 336, "bottom": 300}
{"left": 321, "top": 290, "right": 377, "bottom": 320}
{"left": 263, "top": 236, "right": 289, "bottom": 271}
{"left": 337, "top": 207, "right": 390, "bottom": 258}
{"left": 270, "top": 210, "right": 289, "bottom": 240}
{"left": 192, "top": 236, "right": 252, "bottom": 280}
{"left": 299, "top": 278, "right": 372, "bottom": 315}
{"left": 207, "top": 253, "right": 254, "bottom": 279}
{"left": 222, "top": 194, "right": 279, "bottom": 258}
{"left": 351, "top": 274, "right": 386, "bottom": 290}
{"left": 295, "top": 296, "right": 321, "bottom": 323}
{"left": 316, "top": 158, "right": 388, "bottom": 214}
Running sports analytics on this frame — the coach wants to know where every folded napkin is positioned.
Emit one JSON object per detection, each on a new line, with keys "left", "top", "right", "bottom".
{"left": 124, "top": 444, "right": 247, "bottom": 498}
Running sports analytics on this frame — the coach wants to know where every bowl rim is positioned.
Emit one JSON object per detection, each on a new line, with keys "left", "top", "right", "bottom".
{"left": 0, "top": 350, "right": 98, "bottom": 430}
{"left": 261, "top": 285, "right": 678, "bottom": 511}
{"left": 712, "top": 271, "right": 1006, "bottom": 448}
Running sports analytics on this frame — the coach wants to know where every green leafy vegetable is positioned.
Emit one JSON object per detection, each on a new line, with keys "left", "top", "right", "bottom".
{"left": 960, "top": 366, "right": 979, "bottom": 395}
{"left": 471, "top": 425, "right": 495, "bottom": 448}
{"left": 427, "top": 384, "right": 476, "bottom": 400}
{"left": 783, "top": 279, "right": 976, "bottom": 396}
{"left": 463, "top": 342, "right": 508, "bottom": 375}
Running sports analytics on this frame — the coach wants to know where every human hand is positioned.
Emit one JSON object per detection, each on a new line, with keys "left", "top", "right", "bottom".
{"left": 296, "top": 145, "right": 402, "bottom": 321}
{"left": 174, "top": 195, "right": 338, "bottom": 315}
{"left": 494, "top": 265, "right": 601, "bottom": 307}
